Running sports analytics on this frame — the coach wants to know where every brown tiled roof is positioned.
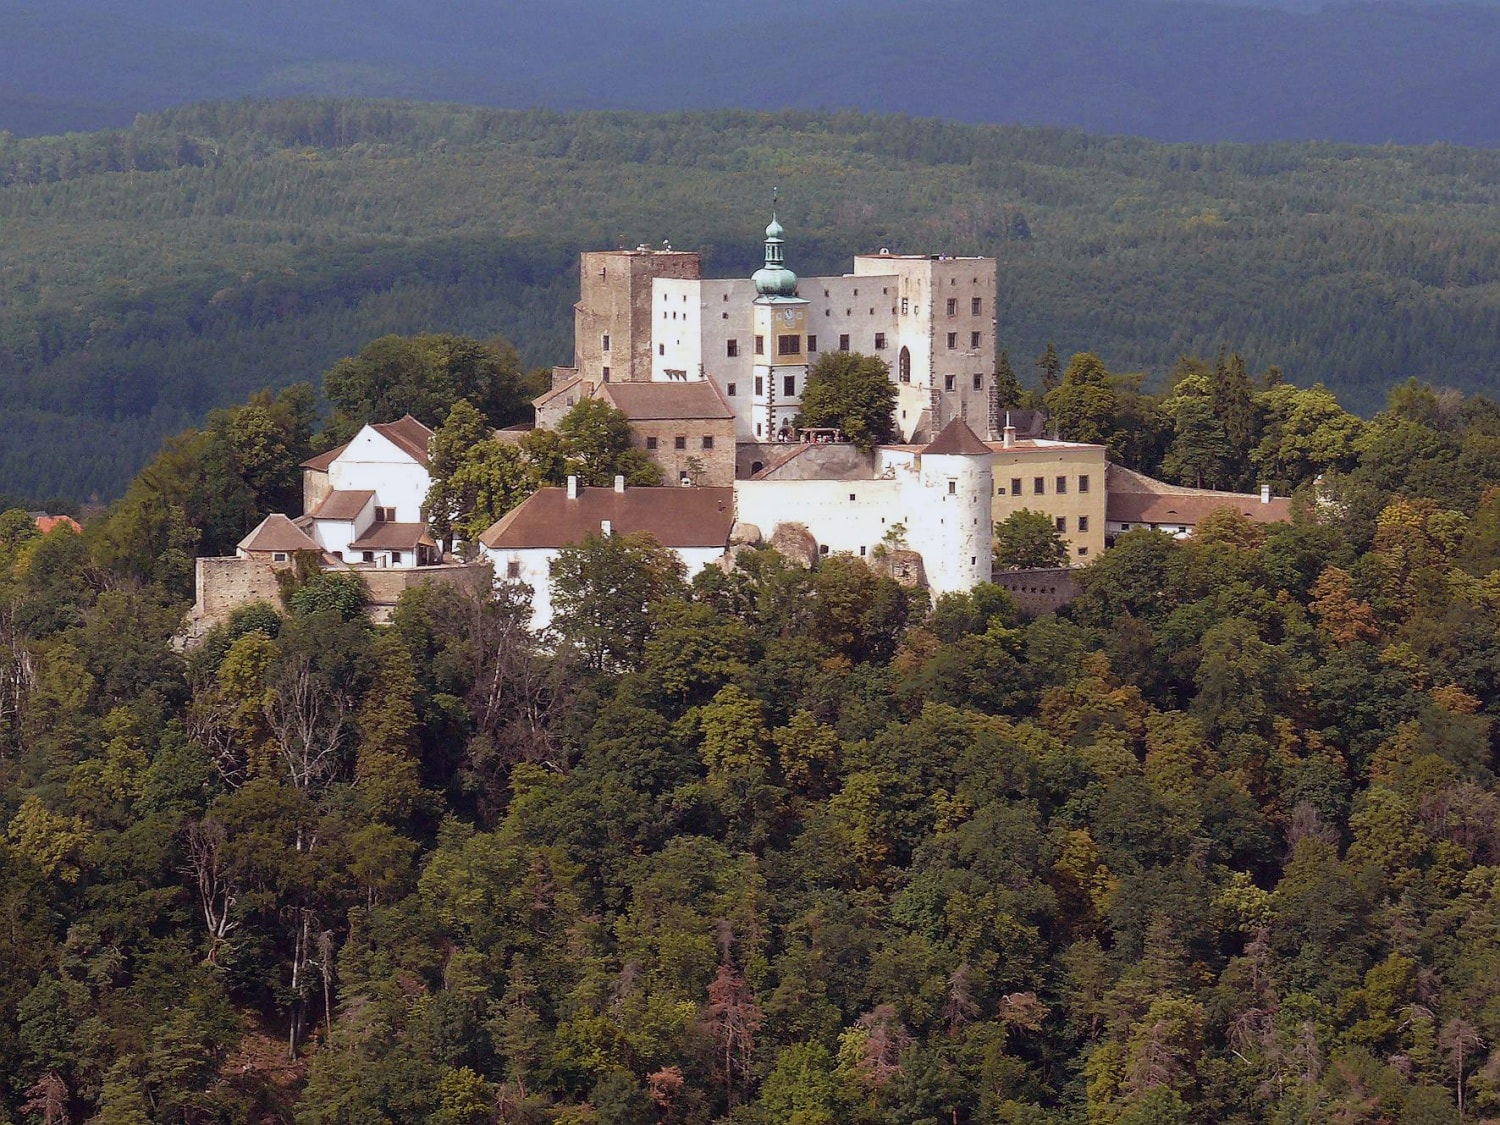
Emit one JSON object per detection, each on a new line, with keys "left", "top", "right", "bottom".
{"left": 600, "top": 381, "right": 734, "bottom": 421}
{"left": 370, "top": 415, "right": 434, "bottom": 466}
{"left": 479, "top": 486, "right": 735, "bottom": 550}
{"left": 533, "top": 376, "right": 590, "bottom": 409}
{"left": 34, "top": 514, "right": 82, "bottom": 534}
{"left": 350, "top": 522, "right": 428, "bottom": 550}
{"left": 239, "top": 514, "right": 321, "bottom": 554}
{"left": 301, "top": 442, "right": 349, "bottom": 471}
{"left": 924, "top": 418, "right": 991, "bottom": 456}
{"left": 1105, "top": 466, "right": 1291, "bottom": 526}
{"left": 309, "top": 490, "right": 375, "bottom": 520}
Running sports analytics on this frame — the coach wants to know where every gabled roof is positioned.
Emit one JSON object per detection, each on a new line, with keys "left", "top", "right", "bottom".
{"left": 370, "top": 415, "right": 434, "bottom": 466}
{"left": 599, "top": 381, "right": 734, "bottom": 421}
{"left": 309, "top": 490, "right": 375, "bottom": 520}
{"left": 239, "top": 514, "right": 321, "bottom": 554}
{"left": 301, "top": 442, "right": 349, "bottom": 471}
{"left": 533, "top": 376, "right": 590, "bottom": 409}
{"left": 34, "top": 514, "right": 82, "bottom": 534}
{"left": 349, "top": 522, "right": 429, "bottom": 550}
{"left": 923, "top": 418, "right": 991, "bottom": 456}
{"left": 1105, "top": 465, "right": 1292, "bottom": 526}
{"left": 479, "top": 486, "right": 736, "bottom": 550}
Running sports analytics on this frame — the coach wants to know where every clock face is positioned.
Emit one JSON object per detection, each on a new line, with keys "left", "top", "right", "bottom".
{"left": 778, "top": 307, "right": 798, "bottom": 325}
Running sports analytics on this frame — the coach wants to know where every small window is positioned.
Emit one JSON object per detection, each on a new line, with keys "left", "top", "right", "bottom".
{"left": 646, "top": 436, "right": 657, "bottom": 449}
{"left": 702, "top": 436, "right": 714, "bottom": 450}
{"left": 272, "top": 552, "right": 287, "bottom": 563}
{"left": 375, "top": 506, "right": 396, "bottom": 522}
{"left": 820, "top": 544, "right": 830, "bottom": 555}
{"left": 973, "top": 373, "right": 983, "bottom": 390}
{"left": 362, "top": 551, "right": 375, "bottom": 563}
{"left": 1033, "top": 477, "right": 1044, "bottom": 495}
{"left": 948, "top": 480, "right": 957, "bottom": 495}
{"left": 946, "top": 298, "right": 957, "bottom": 315}
{"left": 839, "top": 334, "right": 850, "bottom": 351}
{"left": 1078, "top": 546, "right": 1089, "bottom": 557}
{"left": 944, "top": 374, "right": 956, "bottom": 391}
{"left": 1055, "top": 516, "right": 1067, "bottom": 532}
{"left": 849, "top": 493, "right": 857, "bottom": 502}
{"left": 390, "top": 551, "right": 402, "bottom": 565}
{"left": 602, "top": 333, "right": 610, "bottom": 351}
{"left": 601, "top": 367, "right": 609, "bottom": 381}
{"left": 971, "top": 331, "right": 981, "bottom": 349}
{"left": 860, "top": 546, "right": 867, "bottom": 556}
{"left": 1078, "top": 516, "right": 1089, "bottom": 532}
{"left": 754, "top": 376, "right": 764, "bottom": 395}
{"left": 1078, "top": 474, "right": 1090, "bottom": 493}
{"left": 755, "top": 335, "right": 764, "bottom": 355}
{"left": 658, "top": 343, "right": 665, "bottom": 356}
{"left": 674, "top": 436, "right": 686, "bottom": 450}
{"left": 727, "top": 383, "right": 737, "bottom": 396}
{"left": 901, "top": 297, "right": 909, "bottom": 314}
{"left": 1056, "top": 476, "right": 1067, "bottom": 494}
{"left": 507, "top": 560, "right": 520, "bottom": 578}
{"left": 807, "top": 335, "right": 818, "bottom": 352}
{"left": 727, "top": 339, "right": 739, "bottom": 357}
{"left": 874, "top": 332, "right": 887, "bottom": 350}
{"left": 1011, "top": 478, "right": 1022, "bottom": 496}
{"left": 947, "top": 333, "right": 957, "bottom": 349}
{"left": 778, "top": 335, "right": 800, "bottom": 356}
{"left": 972, "top": 297, "right": 982, "bottom": 315}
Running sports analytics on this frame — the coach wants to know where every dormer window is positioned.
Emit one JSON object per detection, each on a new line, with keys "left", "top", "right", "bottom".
{"left": 375, "top": 506, "right": 396, "bottom": 522}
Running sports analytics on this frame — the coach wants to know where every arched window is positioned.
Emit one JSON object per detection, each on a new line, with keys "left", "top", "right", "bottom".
{"left": 898, "top": 347, "right": 911, "bottom": 384}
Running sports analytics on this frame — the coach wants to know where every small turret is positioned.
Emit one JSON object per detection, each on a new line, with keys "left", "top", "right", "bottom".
{"left": 751, "top": 213, "right": 799, "bottom": 299}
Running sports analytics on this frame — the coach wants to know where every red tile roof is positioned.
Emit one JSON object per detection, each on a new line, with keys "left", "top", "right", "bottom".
{"left": 301, "top": 442, "right": 348, "bottom": 471}
{"left": 239, "top": 514, "right": 321, "bottom": 554}
{"left": 923, "top": 418, "right": 991, "bottom": 456}
{"left": 371, "top": 415, "right": 434, "bottom": 466}
{"left": 479, "top": 486, "right": 735, "bottom": 550}
{"left": 1106, "top": 465, "right": 1291, "bottom": 527}
{"left": 309, "top": 490, "right": 375, "bottom": 520}
{"left": 600, "top": 381, "right": 734, "bottom": 421}
{"left": 33, "top": 514, "right": 82, "bottom": 534}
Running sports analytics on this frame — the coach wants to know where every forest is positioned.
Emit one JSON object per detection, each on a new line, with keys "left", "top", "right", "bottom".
{"left": 10, "top": 100, "right": 1500, "bottom": 497}
{"left": 2, "top": 334, "right": 1500, "bottom": 1123}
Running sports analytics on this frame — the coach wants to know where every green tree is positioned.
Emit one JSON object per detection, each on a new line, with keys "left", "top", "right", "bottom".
{"left": 799, "top": 352, "right": 897, "bottom": 451}
{"left": 424, "top": 399, "right": 536, "bottom": 547}
{"left": 994, "top": 509, "right": 1068, "bottom": 569}
{"left": 1044, "top": 352, "right": 1118, "bottom": 445}
{"left": 550, "top": 531, "right": 686, "bottom": 671}
{"left": 555, "top": 399, "right": 661, "bottom": 487}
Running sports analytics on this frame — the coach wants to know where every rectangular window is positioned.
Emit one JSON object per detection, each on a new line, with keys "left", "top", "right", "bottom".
{"left": 948, "top": 480, "right": 957, "bottom": 495}
{"left": 839, "top": 334, "right": 850, "bottom": 351}
{"left": 674, "top": 436, "right": 686, "bottom": 450}
{"left": 972, "top": 297, "right": 982, "bottom": 315}
{"left": 971, "top": 331, "right": 981, "bottom": 349}
{"left": 755, "top": 335, "right": 764, "bottom": 355}
{"left": 602, "top": 333, "right": 610, "bottom": 351}
{"left": 778, "top": 335, "right": 800, "bottom": 356}
{"left": 946, "top": 298, "right": 957, "bottom": 315}
{"left": 901, "top": 297, "right": 909, "bottom": 314}
{"left": 1078, "top": 515, "right": 1089, "bottom": 532}
{"left": 362, "top": 551, "right": 375, "bottom": 563}
{"left": 874, "top": 332, "right": 887, "bottom": 349}
{"left": 947, "top": 332, "right": 957, "bottom": 349}
{"left": 727, "top": 383, "right": 737, "bottom": 396}
{"left": 1034, "top": 477, "right": 1044, "bottom": 495}
{"left": 1056, "top": 516, "right": 1067, "bottom": 532}
{"left": 807, "top": 335, "right": 817, "bottom": 352}
{"left": 973, "top": 373, "right": 983, "bottom": 390}
{"left": 1011, "top": 478, "right": 1022, "bottom": 496}
{"left": 784, "top": 375, "right": 796, "bottom": 396}
{"left": 1056, "top": 475, "right": 1067, "bottom": 494}
{"left": 391, "top": 551, "right": 402, "bottom": 565}
{"left": 646, "top": 436, "right": 658, "bottom": 449}
{"left": 1078, "top": 474, "right": 1090, "bottom": 493}
{"left": 601, "top": 367, "right": 610, "bottom": 381}
{"left": 755, "top": 376, "right": 764, "bottom": 395}
{"left": 658, "top": 343, "right": 665, "bottom": 356}
{"left": 944, "top": 374, "right": 956, "bottom": 391}
{"left": 272, "top": 552, "right": 287, "bottom": 563}
{"left": 726, "top": 339, "right": 738, "bottom": 357}
{"left": 507, "top": 560, "right": 520, "bottom": 579}
{"left": 374, "top": 506, "right": 396, "bottom": 522}
{"left": 702, "top": 436, "right": 714, "bottom": 450}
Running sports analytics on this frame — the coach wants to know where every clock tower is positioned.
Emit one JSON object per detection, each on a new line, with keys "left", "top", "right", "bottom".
{"left": 750, "top": 213, "right": 810, "bottom": 441}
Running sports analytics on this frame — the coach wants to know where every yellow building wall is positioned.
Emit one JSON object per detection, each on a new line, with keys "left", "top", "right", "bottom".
{"left": 989, "top": 444, "right": 1108, "bottom": 564}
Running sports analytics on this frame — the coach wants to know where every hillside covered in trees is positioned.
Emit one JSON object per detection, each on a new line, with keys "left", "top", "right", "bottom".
{"left": 8, "top": 101, "right": 1500, "bottom": 497}
{"left": 2, "top": 346, "right": 1500, "bottom": 1121}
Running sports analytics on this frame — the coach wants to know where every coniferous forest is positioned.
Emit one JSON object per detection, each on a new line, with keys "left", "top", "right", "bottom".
{"left": 3, "top": 336, "right": 1500, "bottom": 1122}
{"left": 11, "top": 101, "right": 1500, "bottom": 497}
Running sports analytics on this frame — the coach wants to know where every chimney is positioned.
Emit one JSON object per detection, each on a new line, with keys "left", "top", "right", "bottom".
{"left": 614, "top": 474, "right": 626, "bottom": 493}
{"left": 600, "top": 520, "right": 612, "bottom": 536}
{"left": 1003, "top": 410, "right": 1016, "bottom": 450}
{"left": 567, "top": 475, "right": 578, "bottom": 500}
{"left": 1260, "top": 484, "right": 1271, "bottom": 504}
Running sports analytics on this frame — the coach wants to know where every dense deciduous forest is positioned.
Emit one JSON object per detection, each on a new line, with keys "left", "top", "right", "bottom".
{"left": 9, "top": 101, "right": 1500, "bottom": 497}
{"left": 3, "top": 340, "right": 1500, "bottom": 1122}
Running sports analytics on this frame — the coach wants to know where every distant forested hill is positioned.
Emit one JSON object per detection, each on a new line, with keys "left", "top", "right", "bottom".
{"left": 4, "top": 0, "right": 1500, "bottom": 144}
{"left": 6, "top": 101, "right": 1500, "bottom": 497}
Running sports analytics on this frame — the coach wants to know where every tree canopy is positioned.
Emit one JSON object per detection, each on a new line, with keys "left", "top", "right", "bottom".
{"left": 799, "top": 352, "right": 897, "bottom": 451}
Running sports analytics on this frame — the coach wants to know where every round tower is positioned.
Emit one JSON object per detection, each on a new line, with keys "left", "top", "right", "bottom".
{"left": 912, "top": 418, "right": 994, "bottom": 595}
